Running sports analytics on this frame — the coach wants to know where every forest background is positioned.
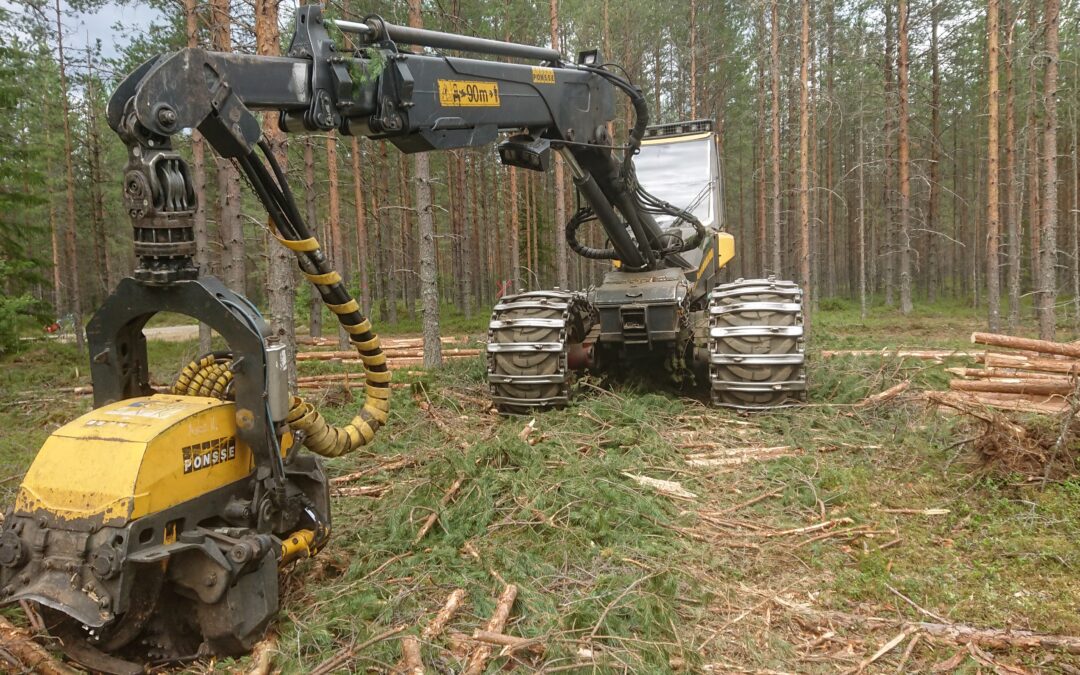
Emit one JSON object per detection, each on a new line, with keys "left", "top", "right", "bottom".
{"left": 0, "top": 0, "right": 1075, "bottom": 359}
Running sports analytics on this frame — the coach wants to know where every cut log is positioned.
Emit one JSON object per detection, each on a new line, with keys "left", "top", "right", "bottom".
{"left": 298, "top": 335, "right": 465, "bottom": 347}
{"left": 244, "top": 633, "right": 277, "bottom": 675}
{"left": 821, "top": 349, "right": 981, "bottom": 360}
{"left": 948, "top": 367, "right": 1073, "bottom": 382}
{"left": 971, "top": 332, "right": 1080, "bottom": 359}
{"left": 622, "top": 473, "right": 698, "bottom": 500}
{"left": 296, "top": 349, "right": 480, "bottom": 362}
{"left": 470, "top": 630, "right": 545, "bottom": 655}
{"left": 983, "top": 353, "right": 1080, "bottom": 375}
{"left": 684, "top": 446, "right": 800, "bottom": 467}
{"left": 855, "top": 380, "right": 911, "bottom": 406}
{"left": 330, "top": 456, "right": 419, "bottom": 485}
{"left": 0, "top": 616, "right": 78, "bottom": 675}
{"left": 926, "top": 390, "right": 1065, "bottom": 420}
{"left": 949, "top": 380, "right": 1075, "bottom": 396}
{"left": 397, "top": 636, "right": 424, "bottom": 675}
{"left": 773, "top": 596, "right": 1080, "bottom": 654}
{"left": 421, "top": 589, "right": 467, "bottom": 641}
{"left": 463, "top": 584, "right": 518, "bottom": 675}
{"left": 331, "top": 484, "right": 389, "bottom": 498}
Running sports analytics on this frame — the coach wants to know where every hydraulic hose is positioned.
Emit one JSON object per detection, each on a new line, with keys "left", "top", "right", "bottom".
{"left": 232, "top": 140, "right": 390, "bottom": 457}
{"left": 565, "top": 209, "right": 617, "bottom": 260}
{"left": 173, "top": 352, "right": 234, "bottom": 399}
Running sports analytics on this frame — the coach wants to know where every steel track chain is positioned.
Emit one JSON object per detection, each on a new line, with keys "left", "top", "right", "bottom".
{"left": 708, "top": 277, "right": 807, "bottom": 409}
{"left": 486, "top": 290, "right": 591, "bottom": 414}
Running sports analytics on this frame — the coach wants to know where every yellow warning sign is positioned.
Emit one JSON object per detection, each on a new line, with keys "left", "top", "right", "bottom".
{"left": 532, "top": 67, "right": 555, "bottom": 84}
{"left": 438, "top": 80, "right": 501, "bottom": 107}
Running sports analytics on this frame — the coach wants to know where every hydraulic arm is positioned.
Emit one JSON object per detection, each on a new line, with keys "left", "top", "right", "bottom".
{"left": 107, "top": 5, "right": 703, "bottom": 283}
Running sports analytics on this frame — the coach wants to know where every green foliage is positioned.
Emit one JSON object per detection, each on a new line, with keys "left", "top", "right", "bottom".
{"left": 0, "top": 261, "right": 49, "bottom": 354}
{"left": 0, "top": 16, "right": 46, "bottom": 268}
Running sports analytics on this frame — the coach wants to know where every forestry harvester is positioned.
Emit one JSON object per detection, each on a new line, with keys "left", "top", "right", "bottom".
{"left": 0, "top": 7, "right": 804, "bottom": 672}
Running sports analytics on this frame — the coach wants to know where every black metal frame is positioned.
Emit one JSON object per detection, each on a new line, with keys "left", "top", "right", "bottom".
{"left": 85, "top": 276, "right": 282, "bottom": 483}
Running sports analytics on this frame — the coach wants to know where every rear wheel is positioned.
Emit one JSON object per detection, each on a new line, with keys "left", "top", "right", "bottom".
{"left": 708, "top": 277, "right": 806, "bottom": 408}
{"left": 487, "top": 291, "right": 595, "bottom": 414}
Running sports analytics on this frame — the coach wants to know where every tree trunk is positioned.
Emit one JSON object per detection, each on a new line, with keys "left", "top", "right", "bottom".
{"left": 897, "top": 0, "right": 913, "bottom": 315}
{"left": 1026, "top": 0, "right": 1041, "bottom": 312}
{"left": 987, "top": 0, "right": 1002, "bottom": 330}
{"left": 798, "top": 0, "right": 811, "bottom": 329}
{"left": 326, "top": 134, "right": 349, "bottom": 347}
{"left": 1038, "top": 0, "right": 1060, "bottom": 340}
{"left": 928, "top": 2, "right": 942, "bottom": 306}
{"left": 1003, "top": 0, "right": 1021, "bottom": 331}
{"left": 183, "top": 0, "right": 212, "bottom": 352}
{"left": 457, "top": 151, "right": 473, "bottom": 315}
{"left": 256, "top": 0, "right": 297, "bottom": 386}
{"left": 859, "top": 124, "right": 867, "bottom": 320}
{"left": 303, "top": 139, "right": 323, "bottom": 338}
{"left": 380, "top": 145, "right": 398, "bottom": 324}
{"left": 824, "top": 0, "right": 836, "bottom": 298}
{"left": 756, "top": 10, "right": 768, "bottom": 275}
{"left": 409, "top": 0, "right": 442, "bottom": 367}
{"left": 883, "top": 3, "right": 896, "bottom": 307}
{"left": 351, "top": 138, "right": 371, "bottom": 314}
{"left": 769, "top": 0, "right": 782, "bottom": 276}
{"left": 54, "top": 0, "right": 83, "bottom": 349}
{"left": 211, "top": 0, "right": 244, "bottom": 297}
{"left": 398, "top": 157, "right": 415, "bottom": 320}
{"left": 550, "top": 0, "right": 568, "bottom": 290}
{"left": 1074, "top": 69, "right": 1080, "bottom": 332}
{"left": 689, "top": 0, "right": 698, "bottom": 118}
{"left": 84, "top": 54, "right": 110, "bottom": 303}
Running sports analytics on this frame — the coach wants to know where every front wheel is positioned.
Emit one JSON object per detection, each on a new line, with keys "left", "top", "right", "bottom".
{"left": 486, "top": 291, "right": 596, "bottom": 414}
{"left": 707, "top": 277, "right": 807, "bottom": 408}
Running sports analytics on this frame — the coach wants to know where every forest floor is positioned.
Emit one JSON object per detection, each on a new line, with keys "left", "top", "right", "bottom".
{"left": 1, "top": 300, "right": 1079, "bottom": 673}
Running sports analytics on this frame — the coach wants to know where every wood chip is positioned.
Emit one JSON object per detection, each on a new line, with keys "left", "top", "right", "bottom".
{"left": 331, "top": 484, "right": 389, "bottom": 498}
{"left": 622, "top": 472, "right": 698, "bottom": 501}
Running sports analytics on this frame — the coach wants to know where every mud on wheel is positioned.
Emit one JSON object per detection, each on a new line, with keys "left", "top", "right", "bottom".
{"left": 487, "top": 291, "right": 596, "bottom": 414}
{"left": 708, "top": 277, "right": 807, "bottom": 408}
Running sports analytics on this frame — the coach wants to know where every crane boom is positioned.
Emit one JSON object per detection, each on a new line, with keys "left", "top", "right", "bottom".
{"left": 107, "top": 5, "right": 703, "bottom": 282}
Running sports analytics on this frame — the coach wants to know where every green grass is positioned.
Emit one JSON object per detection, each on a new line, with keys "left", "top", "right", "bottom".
{"left": 1, "top": 303, "right": 1078, "bottom": 672}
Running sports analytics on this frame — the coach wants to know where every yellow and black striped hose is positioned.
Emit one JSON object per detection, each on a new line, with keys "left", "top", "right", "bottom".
{"left": 173, "top": 139, "right": 391, "bottom": 458}
{"left": 273, "top": 233, "right": 391, "bottom": 457}
{"left": 173, "top": 352, "right": 233, "bottom": 399}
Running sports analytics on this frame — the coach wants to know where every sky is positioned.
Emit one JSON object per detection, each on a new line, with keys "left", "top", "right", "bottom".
{"left": 0, "top": 0, "right": 163, "bottom": 60}
{"left": 69, "top": 2, "right": 163, "bottom": 59}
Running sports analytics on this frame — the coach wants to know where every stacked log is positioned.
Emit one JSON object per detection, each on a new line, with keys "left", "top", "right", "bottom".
{"left": 935, "top": 332, "right": 1080, "bottom": 414}
{"left": 296, "top": 348, "right": 481, "bottom": 362}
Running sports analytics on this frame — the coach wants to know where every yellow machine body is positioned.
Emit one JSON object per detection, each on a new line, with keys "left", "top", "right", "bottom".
{"left": 15, "top": 395, "right": 256, "bottom": 527}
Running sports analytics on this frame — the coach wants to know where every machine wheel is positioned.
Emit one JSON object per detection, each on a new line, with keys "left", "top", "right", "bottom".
{"left": 487, "top": 291, "right": 596, "bottom": 414}
{"left": 708, "top": 277, "right": 806, "bottom": 408}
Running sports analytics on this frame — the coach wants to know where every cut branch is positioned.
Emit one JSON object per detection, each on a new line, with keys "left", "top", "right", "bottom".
{"left": 421, "top": 588, "right": 467, "bottom": 641}
{"left": 463, "top": 584, "right": 518, "bottom": 675}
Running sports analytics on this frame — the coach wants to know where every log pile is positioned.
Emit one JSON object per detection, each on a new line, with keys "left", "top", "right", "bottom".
{"left": 934, "top": 332, "right": 1080, "bottom": 415}
{"left": 930, "top": 332, "right": 1080, "bottom": 477}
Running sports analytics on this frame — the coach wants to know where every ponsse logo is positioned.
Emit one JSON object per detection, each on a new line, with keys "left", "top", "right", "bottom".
{"left": 182, "top": 436, "right": 237, "bottom": 474}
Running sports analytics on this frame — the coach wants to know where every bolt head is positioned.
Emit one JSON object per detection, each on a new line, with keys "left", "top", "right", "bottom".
{"left": 156, "top": 107, "right": 178, "bottom": 127}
